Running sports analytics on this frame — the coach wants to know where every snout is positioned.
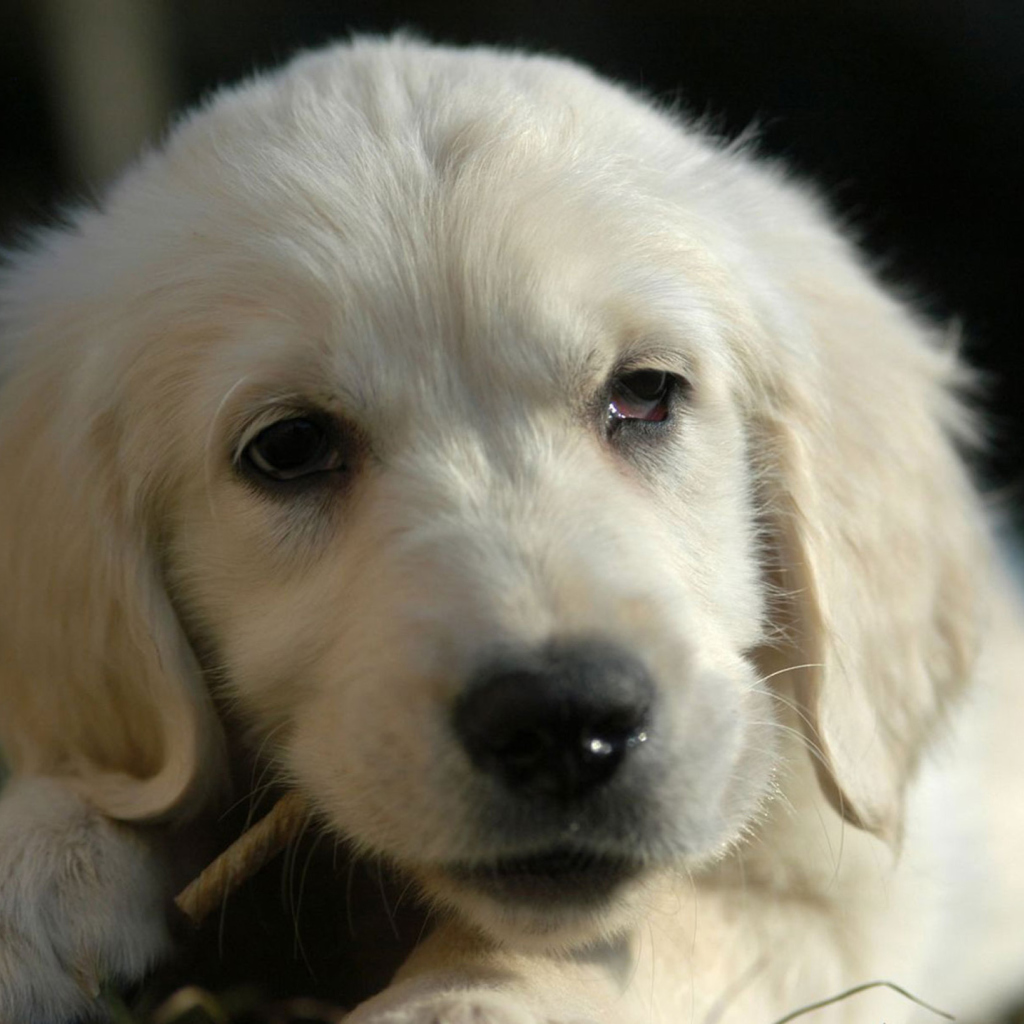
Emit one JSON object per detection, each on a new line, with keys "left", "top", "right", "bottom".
{"left": 454, "top": 639, "right": 654, "bottom": 802}
{"left": 448, "top": 639, "right": 658, "bottom": 907}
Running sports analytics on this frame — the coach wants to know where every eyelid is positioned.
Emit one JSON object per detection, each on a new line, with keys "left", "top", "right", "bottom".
{"left": 605, "top": 350, "right": 694, "bottom": 407}
{"left": 232, "top": 406, "right": 315, "bottom": 465}
{"left": 611, "top": 349, "right": 692, "bottom": 379}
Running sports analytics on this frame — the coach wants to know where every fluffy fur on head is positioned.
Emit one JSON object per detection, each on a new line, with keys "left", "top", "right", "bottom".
{"left": 0, "top": 35, "right": 1018, "bottom": 1024}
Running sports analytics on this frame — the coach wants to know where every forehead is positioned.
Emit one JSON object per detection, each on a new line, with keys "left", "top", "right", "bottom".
{"left": 196, "top": 200, "right": 721, "bottom": 442}
{"left": 108, "top": 46, "right": 740, "bottom": 428}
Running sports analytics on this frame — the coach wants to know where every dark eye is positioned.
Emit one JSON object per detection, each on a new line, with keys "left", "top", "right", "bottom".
{"left": 242, "top": 416, "right": 344, "bottom": 482}
{"left": 608, "top": 369, "right": 679, "bottom": 430}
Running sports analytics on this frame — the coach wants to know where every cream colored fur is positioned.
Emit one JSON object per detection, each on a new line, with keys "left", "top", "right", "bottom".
{"left": 1, "top": 36, "right": 1023, "bottom": 1024}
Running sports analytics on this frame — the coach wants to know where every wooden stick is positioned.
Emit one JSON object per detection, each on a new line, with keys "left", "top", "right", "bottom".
{"left": 174, "top": 791, "right": 310, "bottom": 926}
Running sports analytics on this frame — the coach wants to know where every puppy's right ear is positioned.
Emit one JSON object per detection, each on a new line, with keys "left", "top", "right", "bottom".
{"left": 0, "top": 278, "right": 221, "bottom": 821}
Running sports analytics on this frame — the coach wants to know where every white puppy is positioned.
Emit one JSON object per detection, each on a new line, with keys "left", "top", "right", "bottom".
{"left": 1, "top": 36, "right": 1023, "bottom": 1024}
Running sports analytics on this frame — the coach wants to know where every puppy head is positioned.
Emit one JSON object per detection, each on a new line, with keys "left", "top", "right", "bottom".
{"left": 0, "top": 38, "right": 985, "bottom": 945}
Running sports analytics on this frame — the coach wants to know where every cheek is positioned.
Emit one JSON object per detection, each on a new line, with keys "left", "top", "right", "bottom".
{"left": 170, "top": 514, "right": 352, "bottom": 733}
{"left": 649, "top": 422, "right": 764, "bottom": 652}
{"left": 284, "top": 641, "right": 481, "bottom": 863}
{"left": 664, "top": 655, "right": 779, "bottom": 838}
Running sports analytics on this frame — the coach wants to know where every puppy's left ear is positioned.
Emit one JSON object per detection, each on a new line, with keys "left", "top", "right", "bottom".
{"left": 751, "top": 217, "right": 988, "bottom": 845}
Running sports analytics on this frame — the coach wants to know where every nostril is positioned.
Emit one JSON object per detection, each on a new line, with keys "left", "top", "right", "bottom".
{"left": 453, "top": 640, "right": 653, "bottom": 801}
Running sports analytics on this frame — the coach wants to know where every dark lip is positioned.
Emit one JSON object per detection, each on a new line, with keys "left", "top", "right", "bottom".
{"left": 447, "top": 844, "right": 643, "bottom": 906}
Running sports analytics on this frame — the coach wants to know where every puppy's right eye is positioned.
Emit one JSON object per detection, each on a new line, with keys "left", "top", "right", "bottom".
{"left": 242, "top": 416, "right": 345, "bottom": 482}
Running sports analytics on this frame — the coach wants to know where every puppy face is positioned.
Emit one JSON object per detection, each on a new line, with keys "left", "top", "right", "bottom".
{"left": 65, "top": 46, "right": 777, "bottom": 943}
{"left": 159, "top": 137, "right": 777, "bottom": 941}
{"left": 0, "top": 39, "right": 982, "bottom": 951}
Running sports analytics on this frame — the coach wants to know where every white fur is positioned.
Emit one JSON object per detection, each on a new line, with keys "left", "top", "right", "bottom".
{"left": 0, "top": 778, "right": 170, "bottom": 1021}
{"left": 1, "top": 36, "right": 1023, "bottom": 1024}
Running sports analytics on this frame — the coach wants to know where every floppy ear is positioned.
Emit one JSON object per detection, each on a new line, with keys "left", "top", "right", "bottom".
{"left": 0, "top": 301, "right": 222, "bottom": 821}
{"left": 753, "top": 232, "right": 987, "bottom": 845}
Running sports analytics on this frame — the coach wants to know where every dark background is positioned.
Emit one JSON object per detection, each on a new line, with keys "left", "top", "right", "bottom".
{"left": 2, "top": 0, "right": 1022, "bottom": 519}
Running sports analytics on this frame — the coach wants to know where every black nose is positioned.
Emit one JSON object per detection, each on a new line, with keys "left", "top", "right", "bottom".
{"left": 453, "top": 640, "right": 654, "bottom": 801}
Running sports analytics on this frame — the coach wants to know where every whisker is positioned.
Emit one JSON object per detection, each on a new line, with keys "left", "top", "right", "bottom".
{"left": 702, "top": 956, "right": 769, "bottom": 1024}
{"left": 345, "top": 845, "right": 359, "bottom": 939}
{"left": 203, "top": 374, "right": 251, "bottom": 524}
{"left": 294, "top": 826, "right": 327, "bottom": 971}
{"left": 750, "top": 662, "right": 824, "bottom": 689}
{"left": 376, "top": 857, "right": 400, "bottom": 940}
{"left": 280, "top": 809, "right": 316, "bottom": 972}
{"left": 746, "top": 719, "right": 830, "bottom": 773}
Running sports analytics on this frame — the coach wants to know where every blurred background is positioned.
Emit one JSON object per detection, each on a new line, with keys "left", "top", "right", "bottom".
{"left": 1, "top": 0, "right": 1022, "bottom": 518}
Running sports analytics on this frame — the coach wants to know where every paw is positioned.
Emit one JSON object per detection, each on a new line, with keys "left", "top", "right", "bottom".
{"left": 0, "top": 776, "right": 171, "bottom": 1023}
{"left": 345, "top": 987, "right": 598, "bottom": 1024}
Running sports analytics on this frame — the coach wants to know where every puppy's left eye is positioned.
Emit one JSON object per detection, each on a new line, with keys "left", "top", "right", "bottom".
{"left": 242, "top": 416, "right": 345, "bottom": 482}
{"left": 608, "top": 370, "right": 677, "bottom": 426}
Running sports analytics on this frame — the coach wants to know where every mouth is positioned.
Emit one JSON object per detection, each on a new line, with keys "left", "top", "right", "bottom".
{"left": 447, "top": 844, "right": 643, "bottom": 907}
